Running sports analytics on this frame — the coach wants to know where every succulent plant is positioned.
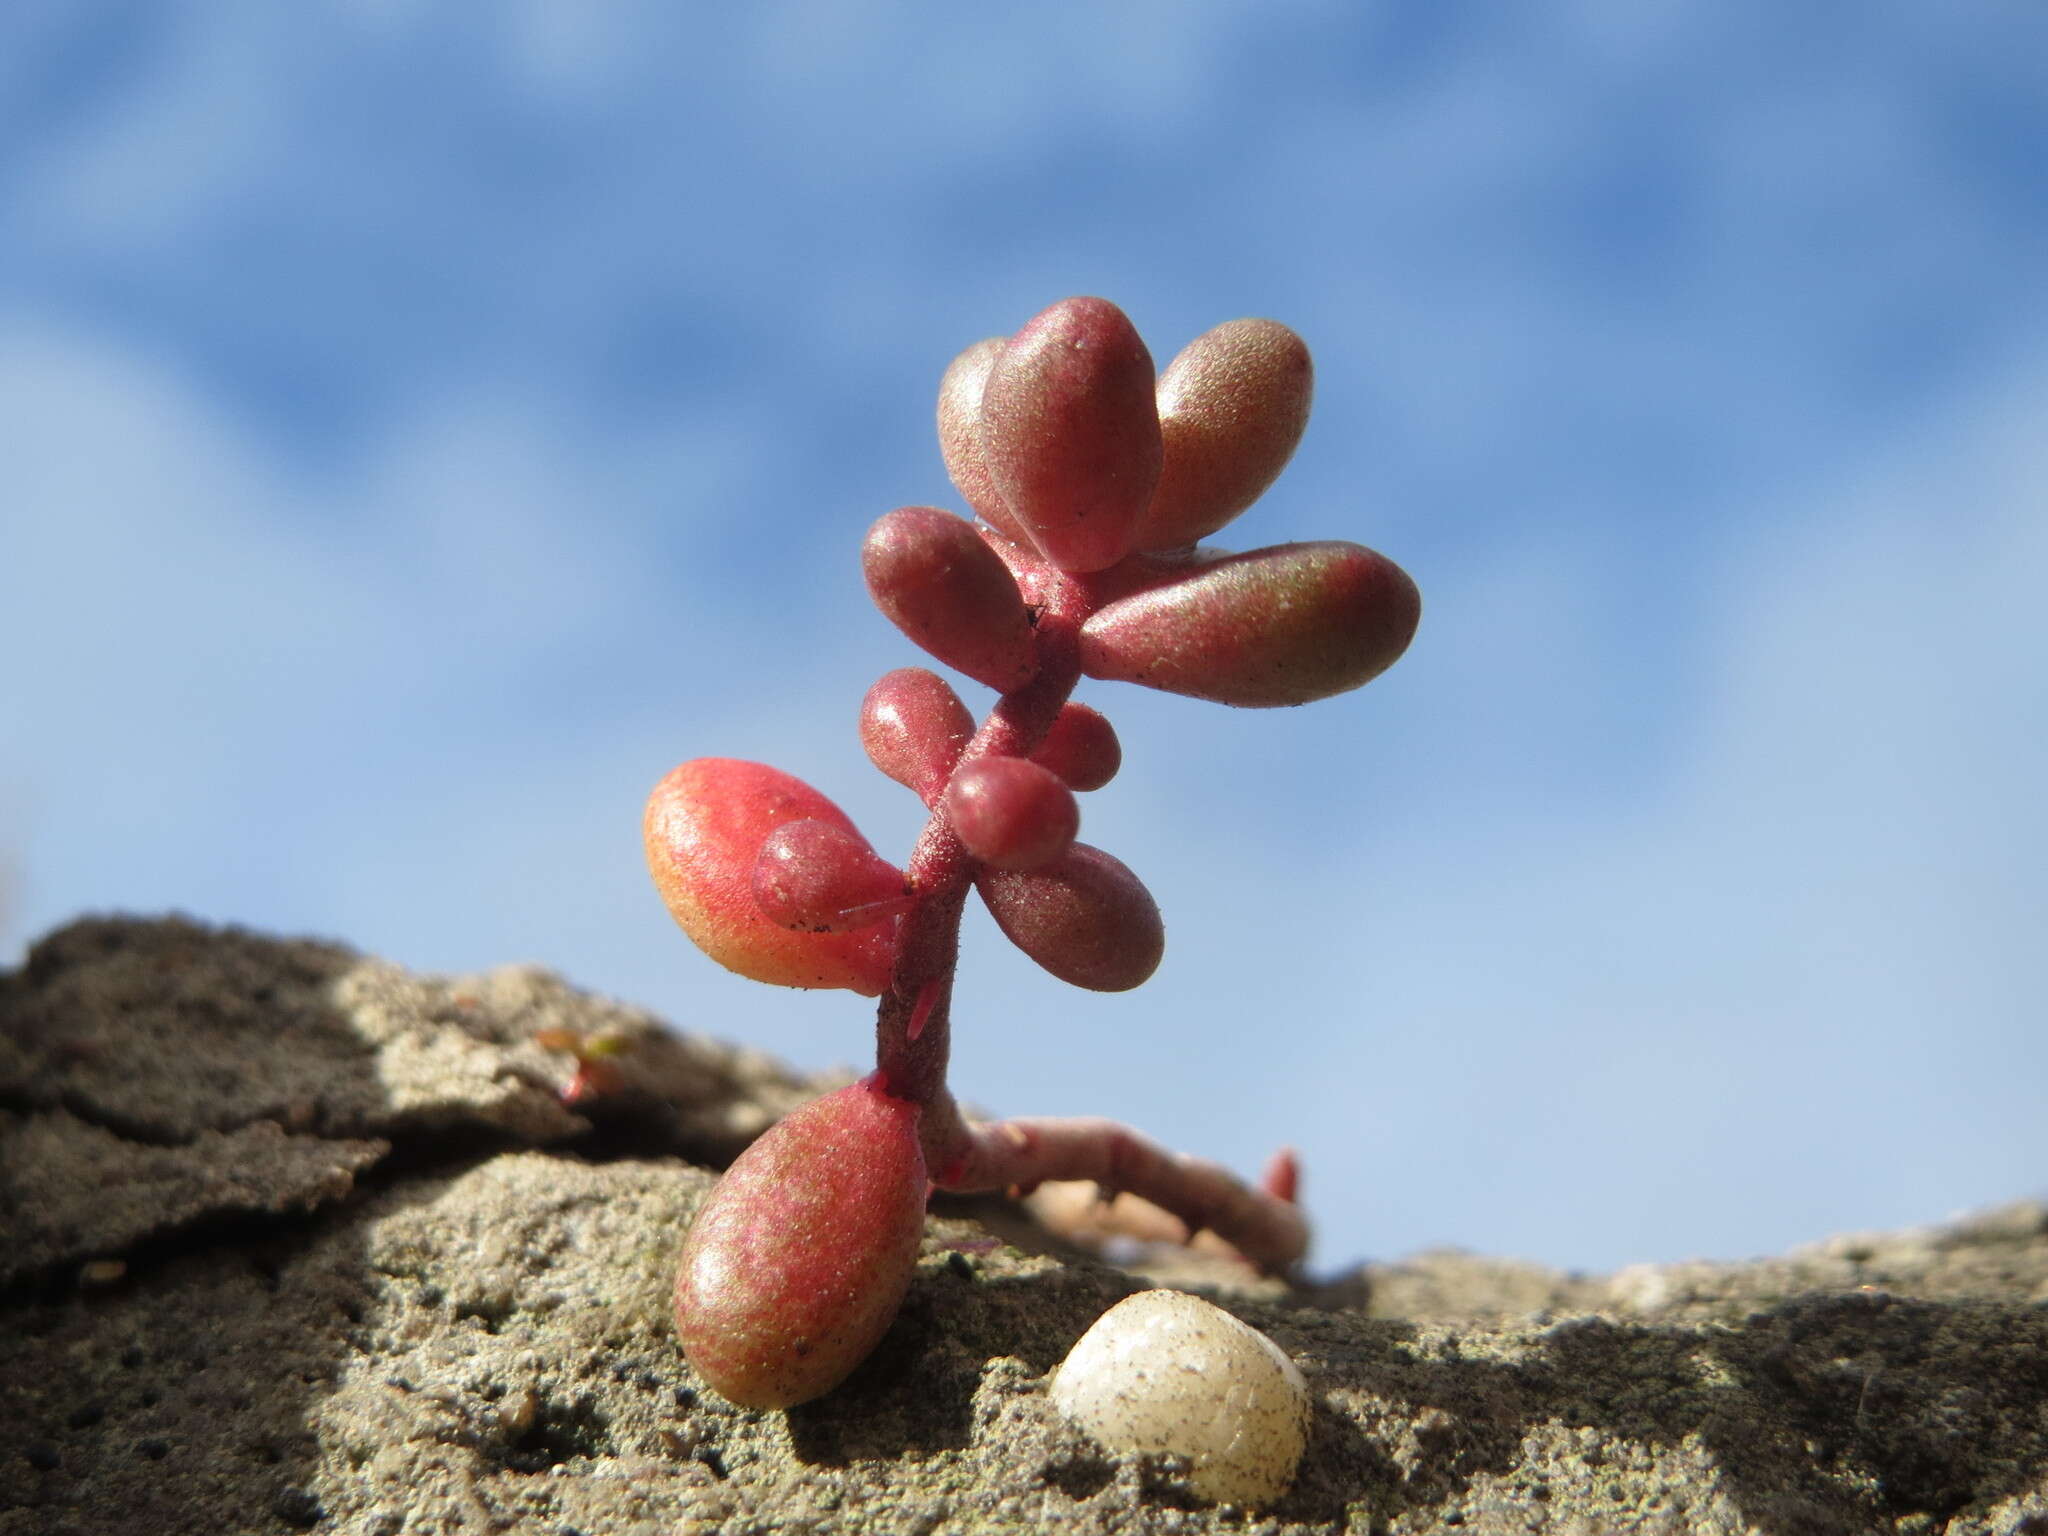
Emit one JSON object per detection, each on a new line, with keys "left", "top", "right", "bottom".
{"left": 646, "top": 297, "right": 1419, "bottom": 1406}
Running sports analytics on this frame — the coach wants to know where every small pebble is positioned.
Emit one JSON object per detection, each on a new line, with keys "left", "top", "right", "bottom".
{"left": 496, "top": 1386, "right": 540, "bottom": 1438}
{"left": 1049, "top": 1289, "right": 1310, "bottom": 1506}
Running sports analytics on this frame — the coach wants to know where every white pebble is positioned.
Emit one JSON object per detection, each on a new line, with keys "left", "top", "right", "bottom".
{"left": 1049, "top": 1289, "right": 1311, "bottom": 1506}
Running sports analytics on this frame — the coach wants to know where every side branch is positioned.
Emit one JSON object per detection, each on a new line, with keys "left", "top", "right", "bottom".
{"left": 931, "top": 1112, "right": 1310, "bottom": 1275}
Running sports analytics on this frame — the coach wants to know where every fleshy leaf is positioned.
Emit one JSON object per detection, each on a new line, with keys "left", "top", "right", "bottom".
{"left": 645, "top": 759, "right": 897, "bottom": 994}
{"left": 978, "top": 296, "right": 1162, "bottom": 573}
{"left": 944, "top": 757, "right": 1079, "bottom": 871}
{"left": 977, "top": 842, "right": 1164, "bottom": 992}
{"left": 936, "top": 336, "right": 1033, "bottom": 548}
{"left": 1078, "top": 541, "right": 1420, "bottom": 708}
{"left": 1137, "top": 318, "right": 1313, "bottom": 552}
{"left": 860, "top": 667, "right": 974, "bottom": 804}
{"left": 1030, "top": 702, "right": 1122, "bottom": 792}
{"left": 862, "top": 506, "right": 1036, "bottom": 693}
{"left": 675, "top": 1079, "right": 927, "bottom": 1407}
{"left": 752, "top": 818, "right": 914, "bottom": 933}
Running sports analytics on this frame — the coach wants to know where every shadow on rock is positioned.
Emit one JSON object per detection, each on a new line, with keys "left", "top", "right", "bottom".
{"left": 0, "top": 916, "right": 812, "bottom": 1536}
{"left": 785, "top": 1235, "right": 1134, "bottom": 1466}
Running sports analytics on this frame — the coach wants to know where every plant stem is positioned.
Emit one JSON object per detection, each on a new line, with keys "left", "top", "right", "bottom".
{"left": 933, "top": 1116, "right": 1309, "bottom": 1273}
{"left": 872, "top": 573, "right": 1089, "bottom": 1108}
{"left": 864, "top": 565, "right": 1312, "bottom": 1276}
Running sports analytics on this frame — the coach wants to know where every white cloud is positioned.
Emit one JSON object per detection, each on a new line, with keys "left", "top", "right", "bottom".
{"left": 0, "top": 310, "right": 803, "bottom": 952}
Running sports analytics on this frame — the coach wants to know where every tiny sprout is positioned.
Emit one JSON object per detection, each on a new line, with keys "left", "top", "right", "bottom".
{"left": 535, "top": 1026, "right": 635, "bottom": 1106}
{"left": 646, "top": 297, "right": 1417, "bottom": 1406}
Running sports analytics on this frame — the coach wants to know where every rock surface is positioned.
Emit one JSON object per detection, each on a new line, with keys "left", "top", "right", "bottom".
{"left": 2, "top": 915, "right": 2045, "bottom": 1535}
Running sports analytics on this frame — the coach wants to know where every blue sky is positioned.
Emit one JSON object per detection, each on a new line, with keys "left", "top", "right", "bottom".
{"left": 4, "top": 2, "right": 2045, "bottom": 1274}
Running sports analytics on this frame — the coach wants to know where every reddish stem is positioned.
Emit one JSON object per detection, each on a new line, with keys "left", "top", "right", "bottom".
{"left": 867, "top": 560, "right": 1311, "bottom": 1275}
{"left": 932, "top": 1116, "right": 1309, "bottom": 1275}
{"left": 872, "top": 572, "right": 1089, "bottom": 1106}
